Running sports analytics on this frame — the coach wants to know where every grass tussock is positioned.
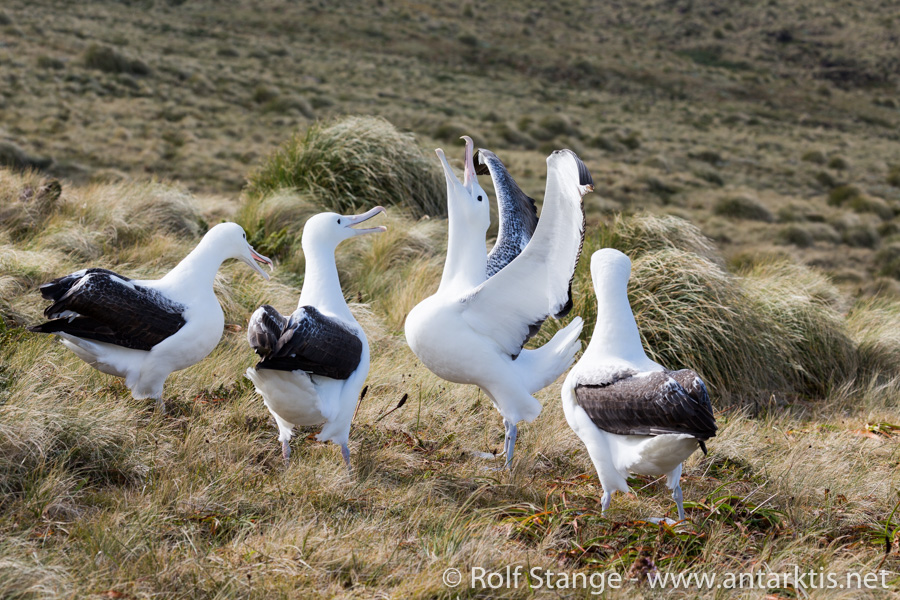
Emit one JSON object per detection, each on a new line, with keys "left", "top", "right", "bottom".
{"left": 243, "top": 116, "right": 444, "bottom": 218}
{"left": 573, "top": 213, "right": 876, "bottom": 401}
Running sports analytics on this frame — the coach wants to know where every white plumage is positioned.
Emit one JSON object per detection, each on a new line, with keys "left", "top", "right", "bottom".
{"left": 29, "top": 222, "right": 272, "bottom": 410}
{"left": 405, "top": 144, "right": 592, "bottom": 467}
{"left": 246, "top": 207, "right": 386, "bottom": 467}
{"left": 562, "top": 249, "right": 717, "bottom": 521}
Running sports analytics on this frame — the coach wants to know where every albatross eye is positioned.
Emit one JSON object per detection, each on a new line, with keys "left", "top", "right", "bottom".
{"left": 477, "top": 195, "right": 483, "bottom": 202}
{"left": 337, "top": 218, "right": 342, "bottom": 225}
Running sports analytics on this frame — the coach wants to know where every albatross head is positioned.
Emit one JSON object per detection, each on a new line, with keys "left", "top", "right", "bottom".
{"left": 435, "top": 135, "right": 490, "bottom": 234}
{"left": 204, "top": 222, "right": 273, "bottom": 280}
{"left": 590, "top": 248, "right": 632, "bottom": 292}
{"left": 301, "top": 206, "right": 387, "bottom": 252}
{"left": 547, "top": 149, "right": 594, "bottom": 197}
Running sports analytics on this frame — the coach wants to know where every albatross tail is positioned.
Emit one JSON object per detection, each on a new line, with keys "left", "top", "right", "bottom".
{"left": 515, "top": 317, "right": 583, "bottom": 394}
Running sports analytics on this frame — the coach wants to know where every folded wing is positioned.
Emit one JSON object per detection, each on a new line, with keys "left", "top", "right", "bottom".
{"left": 249, "top": 305, "right": 362, "bottom": 379}
{"left": 29, "top": 269, "right": 186, "bottom": 350}
{"left": 574, "top": 369, "right": 717, "bottom": 442}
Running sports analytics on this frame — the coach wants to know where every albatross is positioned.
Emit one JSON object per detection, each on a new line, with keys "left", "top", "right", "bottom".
{"left": 405, "top": 146, "right": 592, "bottom": 468}
{"left": 29, "top": 222, "right": 273, "bottom": 409}
{"left": 245, "top": 206, "right": 386, "bottom": 468}
{"left": 561, "top": 249, "right": 717, "bottom": 522}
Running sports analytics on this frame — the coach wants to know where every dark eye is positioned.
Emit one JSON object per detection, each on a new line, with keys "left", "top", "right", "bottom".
{"left": 477, "top": 195, "right": 483, "bottom": 202}
{"left": 337, "top": 219, "right": 342, "bottom": 225}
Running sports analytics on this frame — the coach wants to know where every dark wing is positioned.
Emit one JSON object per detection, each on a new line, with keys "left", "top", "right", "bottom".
{"left": 574, "top": 369, "right": 717, "bottom": 442}
{"left": 247, "top": 304, "right": 289, "bottom": 358}
{"left": 476, "top": 149, "right": 539, "bottom": 278}
{"left": 29, "top": 270, "right": 186, "bottom": 351}
{"left": 255, "top": 305, "right": 363, "bottom": 380}
{"left": 37, "top": 268, "right": 127, "bottom": 302}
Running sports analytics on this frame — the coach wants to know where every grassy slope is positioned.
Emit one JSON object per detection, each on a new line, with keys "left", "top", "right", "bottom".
{"left": 1, "top": 0, "right": 900, "bottom": 598}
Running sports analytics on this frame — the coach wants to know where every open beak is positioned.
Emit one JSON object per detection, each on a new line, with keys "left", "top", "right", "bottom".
{"left": 244, "top": 245, "right": 273, "bottom": 280}
{"left": 343, "top": 205, "right": 387, "bottom": 236}
{"left": 435, "top": 148, "right": 462, "bottom": 189}
{"left": 461, "top": 135, "right": 477, "bottom": 191}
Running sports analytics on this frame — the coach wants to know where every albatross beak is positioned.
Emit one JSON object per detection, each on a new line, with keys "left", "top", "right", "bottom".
{"left": 343, "top": 205, "right": 387, "bottom": 236}
{"left": 244, "top": 245, "right": 273, "bottom": 280}
{"left": 460, "top": 135, "right": 477, "bottom": 190}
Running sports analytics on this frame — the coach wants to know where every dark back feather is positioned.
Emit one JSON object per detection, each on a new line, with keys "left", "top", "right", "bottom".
{"left": 255, "top": 305, "right": 363, "bottom": 380}
{"left": 29, "top": 269, "right": 186, "bottom": 350}
{"left": 574, "top": 369, "right": 717, "bottom": 441}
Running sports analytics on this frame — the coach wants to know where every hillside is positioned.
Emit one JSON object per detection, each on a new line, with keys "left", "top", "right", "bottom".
{"left": 1, "top": 1, "right": 900, "bottom": 598}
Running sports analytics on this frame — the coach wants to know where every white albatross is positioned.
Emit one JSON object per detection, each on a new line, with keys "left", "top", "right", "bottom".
{"left": 245, "top": 207, "right": 386, "bottom": 468}
{"left": 561, "top": 248, "right": 717, "bottom": 522}
{"left": 29, "top": 222, "right": 273, "bottom": 409}
{"left": 405, "top": 147, "right": 592, "bottom": 468}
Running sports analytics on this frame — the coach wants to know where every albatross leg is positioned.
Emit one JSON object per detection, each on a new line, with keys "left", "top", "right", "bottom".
{"left": 155, "top": 396, "right": 166, "bottom": 414}
{"left": 503, "top": 419, "right": 518, "bottom": 469}
{"left": 281, "top": 439, "right": 291, "bottom": 464}
{"left": 673, "top": 483, "right": 685, "bottom": 521}
{"left": 341, "top": 443, "right": 351, "bottom": 472}
{"left": 601, "top": 490, "right": 612, "bottom": 513}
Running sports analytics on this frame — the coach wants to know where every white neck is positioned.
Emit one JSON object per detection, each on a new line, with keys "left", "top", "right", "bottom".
{"left": 583, "top": 279, "right": 653, "bottom": 366}
{"left": 438, "top": 210, "right": 488, "bottom": 294}
{"left": 160, "top": 236, "right": 226, "bottom": 297}
{"left": 299, "top": 239, "right": 354, "bottom": 322}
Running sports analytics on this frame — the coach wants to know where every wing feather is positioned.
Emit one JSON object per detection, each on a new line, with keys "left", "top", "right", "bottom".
{"left": 574, "top": 369, "right": 717, "bottom": 441}
{"left": 254, "top": 305, "right": 363, "bottom": 379}
{"left": 29, "top": 270, "right": 186, "bottom": 350}
{"left": 460, "top": 150, "right": 588, "bottom": 356}
{"left": 476, "top": 149, "right": 539, "bottom": 278}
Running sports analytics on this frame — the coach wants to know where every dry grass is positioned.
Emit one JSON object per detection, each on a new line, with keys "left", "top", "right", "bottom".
{"left": 1, "top": 172, "right": 900, "bottom": 598}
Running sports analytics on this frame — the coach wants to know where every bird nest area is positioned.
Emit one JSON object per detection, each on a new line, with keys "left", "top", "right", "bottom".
{"left": 2, "top": 168, "right": 900, "bottom": 598}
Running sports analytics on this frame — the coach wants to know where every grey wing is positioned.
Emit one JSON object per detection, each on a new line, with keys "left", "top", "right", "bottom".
{"left": 256, "top": 305, "right": 363, "bottom": 380}
{"left": 29, "top": 271, "right": 186, "bottom": 351}
{"left": 247, "top": 305, "right": 289, "bottom": 358}
{"left": 477, "top": 149, "right": 539, "bottom": 278}
{"left": 574, "top": 369, "right": 717, "bottom": 441}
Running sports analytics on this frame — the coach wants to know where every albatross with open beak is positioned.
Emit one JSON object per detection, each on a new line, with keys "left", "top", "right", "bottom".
{"left": 246, "top": 206, "right": 386, "bottom": 468}
{"left": 29, "top": 222, "right": 273, "bottom": 410}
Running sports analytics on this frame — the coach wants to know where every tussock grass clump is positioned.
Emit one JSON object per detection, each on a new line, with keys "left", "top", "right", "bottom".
{"left": 742, "top": 261, "right": 857, "bottom": 396}
{"left": 629, "top": 248, "right": 784, "bottom": 398}
{"left": 848, "top": 298, "right": 900, "bottom": 382}
{"left": 713, "top": 194, "right": 774, "bottom": 222}
{"left": 0, "top": 141, "right": 52, "bottom": 172}
{"left": 591, "top": 212, "right": 721, "bottom": 263}
{"left": 244, "top": 116, "right": 444, "bottom": 218}
{"left": 81, "top": 43, "right": 150, "bottom": 76}
{"left": 577, "top": 214, "right": 858, "bottom": 399}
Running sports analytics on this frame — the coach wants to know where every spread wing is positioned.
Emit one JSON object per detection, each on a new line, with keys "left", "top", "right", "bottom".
{"left": 574, "top": 369, "right": 717, "bottom": 441}
{"left": 476, "top": 149, "right": 539, "bottom": 278}
{"left": 460, "top": 149, "right": 589, "bottom": 357}
{"left": 29, "top": 269, "right": 186, "bottom": 351}
{"left": 251, "top": 305, "right": 363, "bottom": 380}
